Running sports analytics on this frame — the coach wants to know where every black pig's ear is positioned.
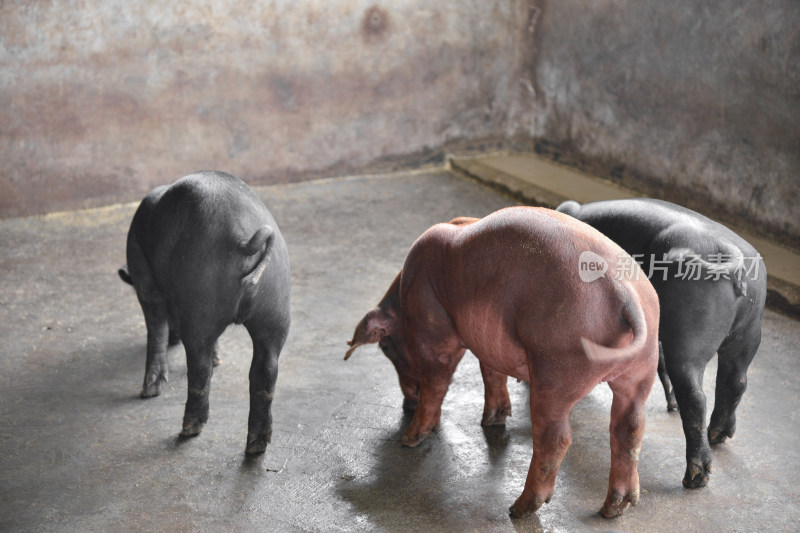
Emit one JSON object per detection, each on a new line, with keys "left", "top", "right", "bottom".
{"left": 345, "top": 307, "right": 394, "bottom": 360}
{"left": 555, "top": 200, "right": 581, "bottom": 216}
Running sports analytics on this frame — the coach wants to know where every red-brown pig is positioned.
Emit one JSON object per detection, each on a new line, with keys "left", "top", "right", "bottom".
{"left": 345, "top": 206, "right": 659, "bottom": 518}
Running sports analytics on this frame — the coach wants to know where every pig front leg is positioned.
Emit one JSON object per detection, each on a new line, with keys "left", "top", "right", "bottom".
{"left": 167, "top": 304, "right": 181, "bottom": 346}
{"left": 212, "top": 342, "right": 221, "bottom": 367}
{"left": 139, "top": 299, "right": 170, "bottom": 398}
{"left": 401, "top": 347, "right": 466, "bottom": 448}
{"left": 401, "top": 377, "right": 449, "bottom": 447}
{"left": 657, "top": 342, "right": 678, "bottom": 411}
{"left": 479, "top": 362, "right": 511, "bottom": 426}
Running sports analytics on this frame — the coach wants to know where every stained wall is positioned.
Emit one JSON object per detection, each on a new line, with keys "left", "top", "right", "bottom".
{"left": 0, "top": 1, "right": 534, "bottom": 216}
{"left": 514, "top": 1, "right": 800, "bottom": 245}
{"left": 1, "top": 1, "right": 798, "bottom": 245}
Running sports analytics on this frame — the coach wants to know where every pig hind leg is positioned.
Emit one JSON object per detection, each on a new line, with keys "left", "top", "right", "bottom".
{"left": 139, "top": 298, "right": 170, "bottom": 398}
{"left": 128, "top": 238, "right": 170, "bottom": 398}
{"left": 601, "top": 367, "right": 655, "bottom": 518}
{"left": 509, "top": 389, "right": 575, "bottom": 518}
{"left": 179, "top": 324, "right": 226, "bottom": 438}
{"left": 165, "top": 304, "right": 221, "bottom": 365}
{"left": 244, "top": 317, "right": 290, "bottom": 455}
{"left": 662, "top": 335, "right": 717, "bottom": 489}
{"left": 708, "top": 321, "right": 761, "bottom": 445}
{"left": 164, "top": 305, "right": 221, "bottom": 366}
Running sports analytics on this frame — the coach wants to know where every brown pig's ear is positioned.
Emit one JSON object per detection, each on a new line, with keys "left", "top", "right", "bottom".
{"left": 447, "top": 216, "right": 479, "bottom": 226}
{"left": 345, "top": 307, "right": 394, "bottom": 360}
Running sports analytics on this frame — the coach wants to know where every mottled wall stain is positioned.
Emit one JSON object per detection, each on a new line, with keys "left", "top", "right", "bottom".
{"left": 0, "top": 0, "right": 533, "bottom": 216}
{"left": 1, "top": 0, "right": 798, "bottom": 245}
{"left": 362, "top": 6, "right": 390, "bottom": 42}
{"left": 512, "top": 0, "right": 800, "bottom": 246}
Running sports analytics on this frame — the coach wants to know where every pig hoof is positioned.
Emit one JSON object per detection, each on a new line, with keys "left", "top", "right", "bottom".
{"left": 508, "top": 495, "right": 544, "bottom": 518}
{"left": 401, "top": 431, "right": 429, "bottom": 448}
{"left": 402, "top": 397, "right": 418, "bottom": 413}
{"left": 600, "top": 489, "right": 637, "bottom": 518}
{"left": 179, "top": 421, "right": 204, "bottom": 438}
{"left": 481, "top": 406, "right": 511, "bottom": 427}
{"left": 708, "top": 426, "right": 733, "bottom": 445}
{"left": 508, "top": 503, "right": 531, "bottom": 519}
{"left": 140, "top": 379, "right": 166, "bottom": 398}
{"left": 245, "top": 430, "right": 272, "bottom": 455}
{"left": 682, "top": 460, "right": 711, "bottom": 489}
{"left": 212, "top": 354, "right": 221, "bottom": 367}
{"left": 140, "top": 387, "right": 160, "bottom": 399}
{"left": 600, "top": 501, "right": 630, "bottom": 518}
{"left": 140, "top": 371, "right": 167, "bottom": 398}
{"left": 245, "top": 442, "right": 267, "bottom": 455}
{"left": 664, "top": 390, "right": 678, "bottom": 411}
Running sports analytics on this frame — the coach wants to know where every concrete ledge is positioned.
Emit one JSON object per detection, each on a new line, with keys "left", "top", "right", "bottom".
{"left": 449, "top": 156, "right": 571, "bottom": 209}
{"left": 450, "top": 152, "right": 800, "bottom": 320}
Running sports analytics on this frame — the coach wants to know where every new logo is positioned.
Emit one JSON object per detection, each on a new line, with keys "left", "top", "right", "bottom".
{"left": 579, "top": 251, "right": 608, "bottom": 282}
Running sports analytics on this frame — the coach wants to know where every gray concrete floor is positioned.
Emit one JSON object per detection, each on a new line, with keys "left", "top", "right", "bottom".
{"left": 1, "top": 170, "right": 799, "bottom": 532}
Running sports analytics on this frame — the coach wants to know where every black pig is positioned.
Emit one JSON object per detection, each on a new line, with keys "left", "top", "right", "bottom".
{"left": 119, "top": 171, "right": 290, "bottom": 454}
{"left": 557, "top": 198, "right": 766, "bottom": 488}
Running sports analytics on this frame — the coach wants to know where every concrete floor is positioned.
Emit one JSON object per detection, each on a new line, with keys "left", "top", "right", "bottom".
{"left": 1, "top": 170, "right": 799, "bottom": 532}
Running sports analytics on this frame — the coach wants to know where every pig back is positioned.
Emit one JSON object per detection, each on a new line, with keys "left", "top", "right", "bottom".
{"left": 430, "top": 207, "right": 650, "bottom": 376}
{"left": 144, "top": 172, "right": 285, "bottom": 316}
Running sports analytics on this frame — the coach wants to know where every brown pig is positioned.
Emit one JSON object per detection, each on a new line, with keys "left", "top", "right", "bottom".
{"left": 345, "top": 206, "right": 659, "bottom": 518}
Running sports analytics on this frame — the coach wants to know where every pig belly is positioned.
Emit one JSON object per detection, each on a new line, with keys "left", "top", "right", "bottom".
{"left": 472, "top": 344, "right": 530, "bottom": 382}
{"left": 457, "top": 317, "right": 530, "bottom": 381}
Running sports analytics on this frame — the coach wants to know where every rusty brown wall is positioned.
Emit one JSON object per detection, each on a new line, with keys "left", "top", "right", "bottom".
{"left": 511, "top": 0, "right": 800, "bottom": 246}
{"left": 0, "top": 1, "right": 535, "bottom": 217}
{"left": 2, "top": 0, "right": 798, "bottom": 246}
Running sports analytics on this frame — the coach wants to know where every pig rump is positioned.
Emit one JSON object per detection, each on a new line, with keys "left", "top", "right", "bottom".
{"left": 120, "top": 171, "right": 291, "bottom": 455}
